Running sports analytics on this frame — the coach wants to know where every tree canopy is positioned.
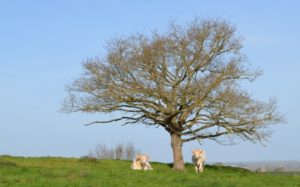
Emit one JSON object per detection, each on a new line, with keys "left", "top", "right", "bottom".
{"left": 63, "top": 18, "right": 284, "bottom": 170}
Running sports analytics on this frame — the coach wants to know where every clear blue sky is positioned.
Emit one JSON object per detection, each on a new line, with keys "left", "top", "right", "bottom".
{"left": 1, "top": 0, "right": 299, "bottom": 163}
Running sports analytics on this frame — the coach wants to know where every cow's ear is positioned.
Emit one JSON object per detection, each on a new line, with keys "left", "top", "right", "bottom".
{"left": 146, "top": 155, "right": 150, "bottom": 160}
{"left": 136, "top": 155, "right": 141, "bottom": 160}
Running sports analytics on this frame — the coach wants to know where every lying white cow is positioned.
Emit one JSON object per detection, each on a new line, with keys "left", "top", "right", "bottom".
{"left": 192, "top": 149, "right": 206, "bottom": 173}
{"left": 131, "top": 154, "right": 153, "bottom": 170}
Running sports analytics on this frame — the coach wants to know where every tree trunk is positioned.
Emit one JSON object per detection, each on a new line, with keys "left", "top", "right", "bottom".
{"left": 170, "top": 133, "right": 185, "bottom": 170}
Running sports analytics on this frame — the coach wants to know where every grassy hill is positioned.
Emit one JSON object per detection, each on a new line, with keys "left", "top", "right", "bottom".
{"left": 0, "top": 155, "right": 299, "bottom": 187}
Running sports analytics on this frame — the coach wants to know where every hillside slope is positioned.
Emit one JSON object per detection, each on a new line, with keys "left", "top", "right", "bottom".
{"left": 0, "top": 156, "right": 299, "bottom": 187}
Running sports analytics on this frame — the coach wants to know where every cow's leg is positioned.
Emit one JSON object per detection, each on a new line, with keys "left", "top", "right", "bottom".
{"left": 141, "top": 162, "right": 146, "bottom": 170}
{"left": 199, "top": 162, "right": 203, "bottom": 173}
{"left": 195, "top": 166, "right": 199, "bottom": 173}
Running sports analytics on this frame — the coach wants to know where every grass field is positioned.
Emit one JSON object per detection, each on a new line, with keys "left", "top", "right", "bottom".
{"left": 0, "top": 155, "right": 299, "bottom": 187}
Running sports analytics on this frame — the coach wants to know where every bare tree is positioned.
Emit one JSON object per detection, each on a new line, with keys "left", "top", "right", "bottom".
{"left": 63, "top": 18, "right": 285, "bottom": 170}
{"left": 124, "top": 142, "right": 136, "bottom": 160}
{"left": 115, "top": 143, "right": 124, "bottom": 160}
{"left": 94, "top": 144, "right": 115, "bottom": 159}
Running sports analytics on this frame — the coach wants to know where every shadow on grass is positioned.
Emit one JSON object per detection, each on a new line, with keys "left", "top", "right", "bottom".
{"left": 158, "top": 162, "right": 252, "bottom": 173}
{"left": 205, "top": 164, "right": 252, "bottom": 173}
{"left": 167, "top": 163, "right": 173, "bottom": 168}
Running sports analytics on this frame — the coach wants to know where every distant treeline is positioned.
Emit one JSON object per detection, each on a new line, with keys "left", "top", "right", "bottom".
{"left": 83, "top": 142, "right": 140, "bottom": 160}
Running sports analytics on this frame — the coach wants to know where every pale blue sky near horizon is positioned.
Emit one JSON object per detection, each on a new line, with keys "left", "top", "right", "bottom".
{"left": 1, "top": 0, "right": 299, "bottom": 163}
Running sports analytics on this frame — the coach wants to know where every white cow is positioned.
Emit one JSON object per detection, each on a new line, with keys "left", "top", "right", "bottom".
{"left": 192, "top": 149, "right": 206, "bottom": 173}
{"left": 131, "top": 154, "right": 153, "bottom": 170}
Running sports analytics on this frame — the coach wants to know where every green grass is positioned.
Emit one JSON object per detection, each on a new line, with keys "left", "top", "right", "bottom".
{"left": 0, "top": 155, "right": 299, "bottom": 187}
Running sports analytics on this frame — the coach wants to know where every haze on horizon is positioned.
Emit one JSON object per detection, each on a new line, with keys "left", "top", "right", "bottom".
{"left": 1, "top": 0, "right": 299, "bottom": 163}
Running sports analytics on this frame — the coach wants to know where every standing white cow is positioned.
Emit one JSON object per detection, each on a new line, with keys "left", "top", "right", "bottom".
{"left": 131, "top": 154, "right": 153, "bottom": 170}
{"left": 192, "top": 149, "right": 206, "bottom": 173}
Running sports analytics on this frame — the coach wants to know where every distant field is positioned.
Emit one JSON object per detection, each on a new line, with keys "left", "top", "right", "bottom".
{"left": 0, "top": 155, "right": 299, "bottom": 187}
{"left": 267, "top": 172, "right": 300, "bottom": 176}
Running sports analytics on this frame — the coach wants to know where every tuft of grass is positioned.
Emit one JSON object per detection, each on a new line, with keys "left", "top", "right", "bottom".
{"left": 0, "top": 156, "right": 299, "bottom": 187}
{"left": 78, "top": 156, "right": 98, "bottom": 163}
{"left": 0, "top": 160, "right": 17, "bottom": 167}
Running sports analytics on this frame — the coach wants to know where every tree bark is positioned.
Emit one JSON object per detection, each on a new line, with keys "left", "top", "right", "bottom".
{"left": 170, "top": 133, "right": 185, "bottom": 170}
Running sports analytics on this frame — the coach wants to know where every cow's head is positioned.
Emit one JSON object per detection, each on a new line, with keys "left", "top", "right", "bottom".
{"left": 192, "top": 149, "right": 204, "bottom": 158}
{"left": 135, "top": 154, "right": 149, "bottom": 163}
